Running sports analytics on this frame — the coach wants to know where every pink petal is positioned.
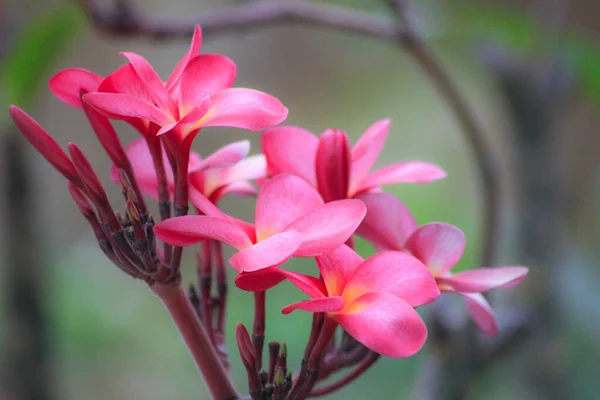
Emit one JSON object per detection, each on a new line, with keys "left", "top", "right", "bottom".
{"left": 316, "top": 244, "right": 363, "bottom": 297}
{"left": 404, "top": 223, "right": 466, "bottom": 276}
{"left": 82, "top": 93, "right": 173, "bottom": 125}
{"left": 261, "top": 126, "right": 318, "bottom": 185}
{"left": 459, "top": 292, "right": 498, "bottom": 336}
{"left": 157, "top": 98, "right": 212, "bottom": 139}
{"left": 98, "top": 64, "right": 153, "bottom": 101}
{"left": 255, "top": 174, "right": 324, "bottom": 239}
{"left": 188, "top": 184, "right": 256, "bottom": 237}
{"left": 166, "top": 25, "right": 202, "bottom": 90}
{"left": 211, "top": 181, "right": 257, "bottom": 201}
{"left": 334, "top": 292, "right": 428, "bottom": 358}
{"left": 197, "top": 155, "right": 266, "bottom": 200}
{"left": 197, "top": 88, "right": 288, "bottom": 131}
{"left": 193, "top": 140, "right": 250, "bottom": 170}
{"left": 121, "top": 52, "right": 177, "bottom": 117}
{"left": 218, "top": 155, "right": 267, "bottom": 186}
{"left": 282, "top": 297, "right": 344, "bottom": 315}
{"left": 350, "top": 119, "right": 391, "bottom": 193}
{"left": 153, "top": 215, "right": 252, "bottom": 249}
{"left": 437, "top": 266, "right": 528, "bottom": 293}
{"left": 236, "top": 267, "right": 326, "bottom": 296}
{"left": 9, "top": 106, "right": 79, "bottom": 183}
{"left": 357, "top": 162, "right": 447, "bottom": 194}
{"left": 344, "top": 251, "right": 440, "bottom": 307}
{"left": 180, "top": 54, "right": 237, "bottom": 109}
{"left": 285, "top": 199, "right": 366, "bottom": 257}
{"left": 316, "top": 129, "right": 351, "bottom": 202}
{"left": 355, "top": 192, "right": 418, "bottom": 251}
{"left": 49, "top": 68, "right": 103, "bottom": 108}
{"left": 229, "top": 231, "right": 302, "bottom": 273}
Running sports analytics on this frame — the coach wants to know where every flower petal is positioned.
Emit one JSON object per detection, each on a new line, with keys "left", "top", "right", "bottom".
{"left": 49, "top": 68, "right": 103, "bottom": 108}
{"left": 121, "top": 52, "right": 177, "bottom": 117}
{"left": 236, "top": 267, "right": 326, "bottom": 296}
{"left": 316, "top": 244, "right": 363, "bottom": 297}
{"left": 282, "top": 297, "right": 344, "bottom": 315}
{"left": 153, "top": 215, "right": 252, "bottom": 249}
{"left": 255, "top": 174, "right": 324, "bottom": 239}
{"left": 459, "top": 292, "right": 498, "bottom": 336}
{"left": 357, "top": 162, "right": 447, "bottom": 194}
{"left": 188, "top": 185, "right": 257, "bottom": 241}
{"left": 83, "top": 93, "right": 173, "bottom": 125}
{"left": 9, "top": 106, "right": 79, "bottom": 183}
{"left": 316, "top": 129, "right": 351, "bottom": 202}
{"left": 334, "top": 292, "right": 428, "bottom": 358}
{"left": 194, "top": 140, "right": 250, "bottom": 170}
{"left": 355, "top": 192, "right": 417, "bottom": 251}
{"left": 437, "top": 266, "right": 529, "bottom": 293}
{"left": 344, "top": 251, "right": 439, "bottom": 307}
{"left": 285, "top": 199, "right": 366, "bottom": 257}
{"left": 180, "top": 54, "right": 237, "bottom": 109}
{"left": 98, "top": 64, "right": 152, "bottom": 100}
{"left": 350, "top": 119, "right": 391, "bottom": 192}
{"left": 166, "top": 25, "right": 202, "bottom": 90}
{"left": 229, "top": 231, "right": 302, "bottom": 273}
{"left": 211, "top": 182, "right": 257, "bottom": 201}
{"left": 404, "top": 222, "right": 466, "bottom": 276}
{"left": 197, "top": 88, "right": 288, "bottom": 131}
{"left": 261, "top": 126, "right": 318, "bottom": 185}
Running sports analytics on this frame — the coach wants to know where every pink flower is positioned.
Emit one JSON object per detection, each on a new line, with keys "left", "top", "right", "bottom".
{"left": 110, "top": 138, "right": 266, "bottom": 203}
{"left": 236, "top": 245, "right": 440, "bottom": 358}
{"left": 80, "top": 25, "right": 288, "bottom": 147}
{"left": 153, "top": 174, "right": 366, "bottom": 274}
{"left": 357, "top": 192, "right": 529, "bottom": 336}
{"left": 261, "top": 120, "right": 446, "bottom": 202}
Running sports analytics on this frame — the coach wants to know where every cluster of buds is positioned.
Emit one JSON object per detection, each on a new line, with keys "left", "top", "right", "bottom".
{"left": 9, "top": 25, "right": 528, "bottom": 400}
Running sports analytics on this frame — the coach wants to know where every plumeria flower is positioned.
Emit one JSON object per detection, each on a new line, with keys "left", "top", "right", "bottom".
{"left": 81, "top": 25, "right": 288, "bottom": 153}
{"left": 237, "top": 245, "right": 440, "bottom": 358}
{"left": 110, "top": 138, "right": 266, "bottom": 203}
{"left": 357, "top": 192, "right": 529, "bottom": 336}
{"left": 153, "top": 174, "right": 366, "bottom": 274}
{"left": 261, "top": 119, "right": 446, "bottom": 203}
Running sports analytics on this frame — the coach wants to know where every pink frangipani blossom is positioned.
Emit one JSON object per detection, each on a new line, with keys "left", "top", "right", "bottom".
{"left": 236, "top": 245, "right": 440, "bottom": 358}
{"left": 357, "top": 192, "right": 529, "bottom": 336}
{"left": 153, "top": 174, "right": 366, "bottom": 276}
{"left": 80, "top": 25, "right": 288, "bottom": 149}
{"left": 261, "top": 119, "right": 446, "bottom": 202}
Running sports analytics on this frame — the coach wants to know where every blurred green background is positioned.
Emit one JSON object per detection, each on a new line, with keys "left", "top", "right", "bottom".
{"left": 1, "top": 0, "right": 599, "bottom": 399}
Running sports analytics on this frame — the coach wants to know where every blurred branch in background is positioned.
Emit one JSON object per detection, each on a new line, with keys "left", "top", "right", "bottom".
{"left": 0, "top": 7, "right": 81, "bottom": 400}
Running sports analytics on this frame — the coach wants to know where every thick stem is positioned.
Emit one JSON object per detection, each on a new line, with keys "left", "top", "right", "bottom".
{"left": 145, "top": 133, "right": 172, "bottom": 265}
{"left": 252, "top": 290, "right": 266, "bottom": 370}
{"left": 170, "top": 140, "right": 191, "bottom": 270}
{"left": 199, "top": 240, "right": 214, "bottom": 344}
{"left": 152, "top": 283, "right": 238, "bottom": 400}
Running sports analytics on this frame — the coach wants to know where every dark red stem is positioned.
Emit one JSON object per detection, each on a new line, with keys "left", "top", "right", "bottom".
{"left": 252, "top": 290, "right": 266, "bottom": 370}
{"left": 199, "top": 241, "right": 215, "bottom": 345}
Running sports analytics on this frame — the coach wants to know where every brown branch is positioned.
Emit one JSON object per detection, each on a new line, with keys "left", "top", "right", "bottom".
{"left": 75, "top": 0, "right": 401, "bottom": 41}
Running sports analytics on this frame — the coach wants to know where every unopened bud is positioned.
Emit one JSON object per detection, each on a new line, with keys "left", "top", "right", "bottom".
{"left": 126, "top": 199, "right": 141, "bottom": 222}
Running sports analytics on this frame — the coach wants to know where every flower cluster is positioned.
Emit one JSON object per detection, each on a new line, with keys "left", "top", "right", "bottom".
{"left": 9, "top": 25, "right": 528, "bottom": 399}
